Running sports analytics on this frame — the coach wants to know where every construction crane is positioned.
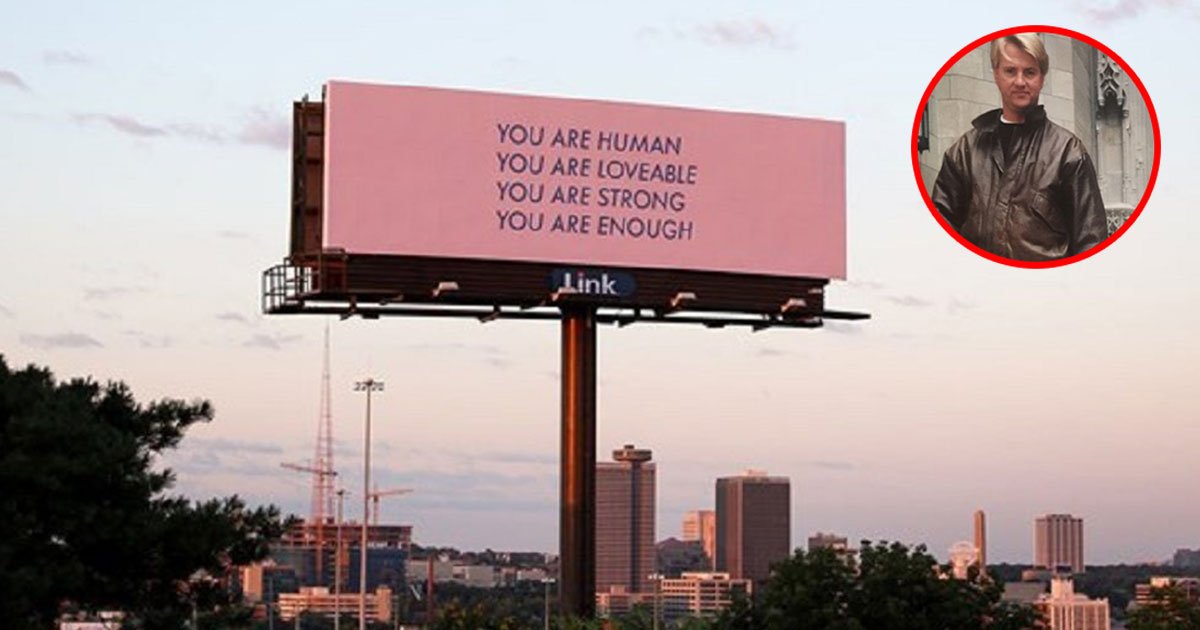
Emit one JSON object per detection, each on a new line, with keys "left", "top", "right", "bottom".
{"left": 280, "top": 461, "right": 338, "bottom": 583}
{"left": 368, "top": 486, "right": 414, "bottom": 526}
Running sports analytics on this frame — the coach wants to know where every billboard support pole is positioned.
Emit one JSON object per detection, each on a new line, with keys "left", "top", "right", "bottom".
{"left": 560, "top": 306, "right": 597, "bottom": 619}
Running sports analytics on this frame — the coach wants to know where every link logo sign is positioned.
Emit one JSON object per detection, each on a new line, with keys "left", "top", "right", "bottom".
{"left": 549, "top": 269, "right": 637, "bottom": 298}
{"left": 323, "top": 81, "right": 846, "bottom": 279}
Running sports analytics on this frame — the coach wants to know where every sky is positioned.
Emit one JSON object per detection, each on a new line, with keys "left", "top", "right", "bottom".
{"left": 2, "top": 0, "right": 1198, "bottom": 565}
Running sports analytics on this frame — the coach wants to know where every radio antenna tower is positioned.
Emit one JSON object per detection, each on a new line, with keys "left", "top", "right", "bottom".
{"left": 313, "top": 323, "right": 336, "bottom": 527}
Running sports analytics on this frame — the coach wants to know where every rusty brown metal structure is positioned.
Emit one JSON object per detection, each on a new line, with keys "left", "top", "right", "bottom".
{"left": 264, "top": 97, "right": 868, "bottom": 618}
{"left": 560, "top": 309, "right": 598, "bottom": 617}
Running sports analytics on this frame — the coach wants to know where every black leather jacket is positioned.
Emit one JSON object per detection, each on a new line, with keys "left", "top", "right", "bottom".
{"left": 931, "top": 106, "right": 1107, "bottom": 261}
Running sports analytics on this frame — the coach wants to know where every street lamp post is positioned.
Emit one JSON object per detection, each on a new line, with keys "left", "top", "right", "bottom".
{"left": 353, "top": 378, "right": 384, "bottom": 630}
{"left": 335, "top": 488, "right": 345, "bottom": 630}
{"left": 542, "top": 577, "right": 556, "bottom": 630}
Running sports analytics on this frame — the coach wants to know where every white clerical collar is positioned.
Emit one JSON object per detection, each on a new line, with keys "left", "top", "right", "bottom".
{"left": 1000, "top": 114, "right": 1020, "bottom": 124}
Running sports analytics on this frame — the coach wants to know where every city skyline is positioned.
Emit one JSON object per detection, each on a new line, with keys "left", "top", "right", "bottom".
{"left": 2, "top": 1, "right": 1198, "bottom": 565}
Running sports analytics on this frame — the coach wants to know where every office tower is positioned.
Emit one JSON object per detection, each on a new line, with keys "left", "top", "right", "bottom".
{"left": 1035, "top": 514, "right": 1085, "bottom": 573}
{"left": 596, "top": 444, "right": 656, "bottom": 594}
{"left": 682, "top": 510, "right": 716, "bottom": 568}
{"left": 715, "top": 470, "right": 790, "bottom": 584}
{"left": 975, "top": 510, "right": 987, "bottom": 576}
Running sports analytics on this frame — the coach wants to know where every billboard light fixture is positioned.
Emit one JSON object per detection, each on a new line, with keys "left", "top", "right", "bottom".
{"left": 780, "top": 298, "right": 808, "bottom": 313}
{"left": 340, "top": 296, "right": 360, "bottom": 321}
{"left": 550, "top": 286, "right": 579, "bottom": 302}
{"left": 432, "top": 281, "right": 459, "bottom": 298}
{"left": 670, "top": 292, "right": 697, "bottom": 310}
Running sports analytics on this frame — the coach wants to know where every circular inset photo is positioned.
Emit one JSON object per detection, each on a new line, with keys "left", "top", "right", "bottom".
{"left": 912, "top": 25, "right": 1159, "bottom": 268}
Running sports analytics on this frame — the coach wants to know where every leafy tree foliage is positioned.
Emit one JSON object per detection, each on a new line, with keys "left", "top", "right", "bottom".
{"left": 1127, "top": 585, "right": 1200, "bottom": 630}
{"left": 715, "top": 541, "right": 1044, "bottom": 630}
{"left": 0, "top": 356, "right": 290, "bottom": 628}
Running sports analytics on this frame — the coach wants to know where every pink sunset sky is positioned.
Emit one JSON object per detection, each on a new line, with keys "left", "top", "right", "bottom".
{"left": 1, "top": 0, "right": 1197, "bottom": 564}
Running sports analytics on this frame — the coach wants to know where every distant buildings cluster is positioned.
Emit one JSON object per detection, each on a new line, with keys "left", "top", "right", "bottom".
{"left": 593, "top": 444, "right": 788, "bottom": 621}
{"left": 227, "top": 442, "right": 1200, "bottom": 628}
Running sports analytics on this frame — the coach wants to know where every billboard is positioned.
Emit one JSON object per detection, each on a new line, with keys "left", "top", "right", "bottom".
{"left": 322, "top": 81, "right": 846, "bottom": 280}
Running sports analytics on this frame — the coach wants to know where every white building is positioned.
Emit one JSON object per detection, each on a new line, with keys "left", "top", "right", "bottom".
{"left": 453, "top": 564, "right": 499, "bottom": 587}
{"left": 948, "top": 541, "right": 980, "bottom": 580}
{"left": 1036, "top": 577, "right": 1110, "bottom": 630}
{"left": 659, "top": 571, "right": 752, "bottom": 620}
{"left": 276, "top": 586, "right": 393, "bottom": 623}
{"left": 405, "top": 559, "right": 454, "bottom": 583}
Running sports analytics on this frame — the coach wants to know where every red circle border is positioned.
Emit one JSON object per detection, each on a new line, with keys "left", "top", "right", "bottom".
{"left": 911, "top": 24, "right": 1161, "bottom": 269}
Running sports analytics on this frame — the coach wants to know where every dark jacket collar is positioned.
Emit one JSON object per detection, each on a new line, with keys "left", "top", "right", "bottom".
{"left": 971, "top": 105, "right": 1048, "bottom": 132}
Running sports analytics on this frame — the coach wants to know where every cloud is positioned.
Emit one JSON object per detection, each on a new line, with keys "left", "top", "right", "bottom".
{"left": 809, "top": 460, "right": 857, "bottom": 471}
{"left": 1084, "top": 0, "right": 1193, "bottom": 22}
{"left": 0, "top": 304, "right": 12, "bottom": 318}
{"left": 186, "top": 437, "right": 285, "bottom": 456}
{"left": 124, "top": 330, "right": 173, "bottom": 349}
{"left": 43, "top": 50, "right": 91, "bottom": 66}
{"left": 216, "top": 312, "right": 252, "bottom": 325}
{"left": 84, "top": 286, "right": 148, "bottom": 301}
{"left": 369, "top": 466, "right": 555, "bottom": 513}
{"left": 695, "top": 19, "right": 795, "bottom": 50}
{"left": 756, "top": 346, "right": 789, "bottom": 357}
{"left": 74, "top": 113, "right": 166, "bottom": 138}
{"left": 165, "top": 122, "right": 224, "bottom": 143}
{"left": 635, "top": 26, "right": 664, "bottom": 41}
{"left": 0, "top": 69, "right": 30, "bottom": 92}
{"left": 243, "top": 333, "right": 303, "bottom": 350}
{"left": 884, "top": 295, "right": 935, "bottom": 308}
{"left": 483, "top": 356, "right": 512, "bottom": 369}
{"left": 20, "top": 332, "right": 103, "bottom": 349}
{"left": 473, "top": 450, "right": 557, "bottom": 466}
{"left": 406, "top": 342, "right": 513, "bottom": 368}
{"left": 848, "top": 279, "right": 886, "bottom": 292}
{"left": 3, "top": 111, "right": 44, "bottom": 123}
{"left": 71, "top": 107, "right": 286, "bottom": 149}
{"left": 947, "top": 297, "right": 976, "bottom": 315}
{"left": 236, "top": 107, "right": 290, "bottom": 150}
{"left": 217, "top": 230, "right": 253, "bottom": 240}
{"left": 823, "top": 321, "right": 864, "bottom": 335}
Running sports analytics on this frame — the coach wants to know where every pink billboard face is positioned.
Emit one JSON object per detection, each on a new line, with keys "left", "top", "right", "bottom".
{"left": 324, "top": 81, "right": 846, "bottom": 279}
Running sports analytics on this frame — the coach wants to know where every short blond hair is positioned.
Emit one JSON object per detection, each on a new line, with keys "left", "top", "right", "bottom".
{"left": 990, "top": 33, "right": 1049, "bottom": 75}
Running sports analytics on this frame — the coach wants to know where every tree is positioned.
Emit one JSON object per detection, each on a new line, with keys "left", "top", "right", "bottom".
{"left": 0, "top": 356, "right": 290, "bottom": 628}
{"left": 715, "top": 541, "right": 1044, "bottom": 629}
{"left": 1127, "top": 585, "right": 1200, "bottom": 630}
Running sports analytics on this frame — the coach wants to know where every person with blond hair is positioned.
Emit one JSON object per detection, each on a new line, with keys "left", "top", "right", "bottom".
{"left": 931, "top": 33, "right": 1106, "bottom": 262}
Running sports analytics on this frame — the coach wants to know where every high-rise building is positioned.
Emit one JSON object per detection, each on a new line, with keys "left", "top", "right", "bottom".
{"left": 975, "top": 510, "right": 987, "bottom": 575}
{"left": 682, "top": 510, "right": 716, "bottom": 568}
{"left": 596, "top": 444, "right": 656, "bottom": 594}
{"left": 1035, "top": 514, "right": 1085, "bottom": 573}
{"left": 1036, "top": 577, "right": 1110, "bottom": 630}
{"left": 715, "top": 470, "right": 790, "bottom": 584}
